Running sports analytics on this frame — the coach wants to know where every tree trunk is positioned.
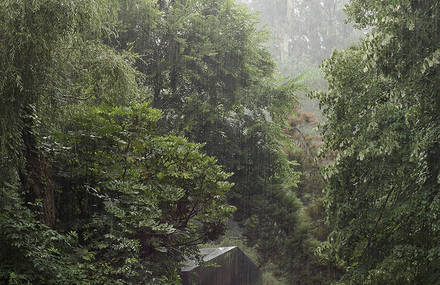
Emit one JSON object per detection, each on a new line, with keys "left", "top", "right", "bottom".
{"left": 19, "top": 104, "right": 56, "bottom": 227}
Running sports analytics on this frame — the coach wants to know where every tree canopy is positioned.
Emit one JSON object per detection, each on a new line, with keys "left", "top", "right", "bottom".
{"left": 315, "top": 0, "right": 440, "bottom": 283}
{"left": 0, "top": 0, "right": 307, "bottom": 284}
{"left": 7, "top": 0, "right": 438, "bottom": 284}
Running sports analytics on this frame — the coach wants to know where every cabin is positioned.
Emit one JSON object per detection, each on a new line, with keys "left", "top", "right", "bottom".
{"left": 181, "top": 246, "right": 262, "bottom": 285}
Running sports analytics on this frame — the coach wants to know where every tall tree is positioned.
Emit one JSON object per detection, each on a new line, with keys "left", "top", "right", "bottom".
{"left": 0, "top": 0, "right": 138, "bottom": 282}
{"left": 316, "top": 1, "right": 440, "bottom": 283}
{"left": 115, "top": 0, "right": 306, "bottom": 280}
{"left": 50, "top": 103, "right": 234, "bottom": 283}
{"left": 0, "top": 0, "right": 128, "bottom": 226}
{"left": 0, "top": 0, "right": 234, "bottom": 283}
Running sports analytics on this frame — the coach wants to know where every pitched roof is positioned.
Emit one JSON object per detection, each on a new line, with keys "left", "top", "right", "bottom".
{"left": 182, "top": 246, "right": 236, "bottom": 272}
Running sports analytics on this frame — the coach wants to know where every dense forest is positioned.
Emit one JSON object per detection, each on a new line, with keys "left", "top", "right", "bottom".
{"left": 1, "top": 0, "right": 439, "bottom": 284}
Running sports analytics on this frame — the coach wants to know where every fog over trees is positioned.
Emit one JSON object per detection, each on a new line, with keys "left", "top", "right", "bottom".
{"left": 1, "top": 1, "right": 439, "bottom": 284}
{"left": 241, "top": 0, "right": 361, "bottom": 76}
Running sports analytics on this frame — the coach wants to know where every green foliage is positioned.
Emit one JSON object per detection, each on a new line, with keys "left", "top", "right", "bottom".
{"left": 315, "top": 1, "right": 440, "bottom": 283}
{"left": 0, "top": 0, "right": 308, "bottom": 283}
{"left": 115, "top": 0, "right": 305, "bottom": 281}
{"left": 0, "top": 0, "right": 122, "bottom": 157}
{"left": 0, "top": 183, "right": 85, "bottom": 284}
{"left": 49, "top": 103, "right": 234, "bottom": 282}
{"left": 0, "top": 0, "right": 236, "bottom": 283}
{"left": 116, "top": 0, "right": 277, "bottom": 131}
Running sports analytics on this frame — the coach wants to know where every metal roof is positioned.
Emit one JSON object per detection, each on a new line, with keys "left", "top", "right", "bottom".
{"left": 181, "top": 246, "right": 237, "bottom": 272}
